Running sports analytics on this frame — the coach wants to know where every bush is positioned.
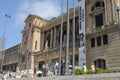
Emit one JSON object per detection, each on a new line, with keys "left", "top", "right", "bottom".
{"left": 74, "top": 68, "right": 112, "bottom": 75}
{"left": 96, "top": 68, "right": 112, "bottom": 74}
{"left": 74, "top": 69, "right": 84, "bottom": 75}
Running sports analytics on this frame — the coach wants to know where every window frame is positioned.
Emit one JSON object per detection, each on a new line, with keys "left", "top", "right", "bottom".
{"left": 103, "top": 34, "right": 108, "bottom": 45}
{"left": 91, "top": 38, "right": 95, "bottom": 47}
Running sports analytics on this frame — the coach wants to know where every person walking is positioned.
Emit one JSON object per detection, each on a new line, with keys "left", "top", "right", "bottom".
{"left": 82, "top": 63, "right": 87, "bottom": 74}
{"left": 90, "top": 62, "right": 96, "bottom": 74}
{"left": 41, "top": 62, "right": 46, "bottom": 77}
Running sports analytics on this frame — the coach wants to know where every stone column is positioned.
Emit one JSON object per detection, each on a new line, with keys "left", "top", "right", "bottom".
{"left": 30, "top": 53, "right": 34, "bottom": 71}
{"left": 53, "top": 27, "right": 56, "bottom": 47}
{"left": 50, "top": 29, "right": 53, "bottom": 48}
{"left": 41, "top": 32, "right": 44, "bottom": 50}
{"left": 39, "top": 29, "right": 42, "bottom": 51}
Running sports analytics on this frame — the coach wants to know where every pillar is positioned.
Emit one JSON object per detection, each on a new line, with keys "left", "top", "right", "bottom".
{"left": 30, "top": 53, "right": 35, "bottom": 71}
{"left": 50, "top": 29, "right": 53, "bottom": 48}
{"left": 53, "top": 27, "right": 56, "bottom": 47}
{"left": 41, "top": 32, "right": 44, "bottom": 50}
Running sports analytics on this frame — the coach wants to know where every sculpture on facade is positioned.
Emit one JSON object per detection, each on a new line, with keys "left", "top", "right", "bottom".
{"left": 45, "top": 40, "right": 48, "bottom": 50}
{"left": 63, "top": 34, "right": 66, "bottom": 45}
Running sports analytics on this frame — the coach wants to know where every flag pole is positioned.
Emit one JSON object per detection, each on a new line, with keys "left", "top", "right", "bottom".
{"left": 72, "top": 0, "right": 75, "bottom": 75}
{"left": 65, "top": 0, "right": 70, "bottom": 75}
{"left": 59, "top": 0, "right": 64, "bottom": 76}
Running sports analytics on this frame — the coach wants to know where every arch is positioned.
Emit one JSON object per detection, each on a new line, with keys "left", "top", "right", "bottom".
{"left": 91, "top": 1, "right": 105, "bottom": 12}
{"left": 94, "top": 59, "right": 106, "bottom": 69}
{"left": 95, "top": 1, "right": 101, "bottom": 7}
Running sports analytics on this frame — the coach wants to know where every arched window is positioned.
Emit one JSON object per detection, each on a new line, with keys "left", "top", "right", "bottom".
{"left": 95, "top": 2, "right": 101, "bottom": 7}
{"left": 91, "top": 1, "right": 105, "bottom": 28}
{"left": 94, "top": 59, "right": 106, "bottom": 69}
{"left": 91, "top": 1, "right": 105, "bottom": 11}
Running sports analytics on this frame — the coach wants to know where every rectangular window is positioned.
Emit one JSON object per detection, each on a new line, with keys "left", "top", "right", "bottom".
{"left": 97, "top": 36, "right": 101, "bottom": 46}
{"left": 29, "top": 23, "right": 31, "bottom": 27}
{"left": 95, "top": 14, "right": 103, "bottom": 27}
{"left": 91, "top": 38, "right": 95, "bottom": 47}
{"left": 35, "top": 41, "right": 38, "bottom": 50}
{"left": 103, "top": 35, "right": 108, "bottom": 45}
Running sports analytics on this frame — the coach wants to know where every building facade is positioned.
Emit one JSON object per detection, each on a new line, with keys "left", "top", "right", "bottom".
{"left": 3, "top": 0, "right": 120, "bottom": 72}
{"left": 3, "top": 44, "right": 21, "bottom": 71}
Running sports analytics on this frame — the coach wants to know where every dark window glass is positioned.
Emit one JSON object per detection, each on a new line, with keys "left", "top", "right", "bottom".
{"left": 102, "top": 2, "right": 105, "bottom": 7}
{"left": 97, "top": 36, "right": 101, "bottom": 46}
{"left": 91, "top": 38, "right": 95, "bottom": 47}
{"left": 95, "top": 14, "right": 103, "bottom": 27}
{"left": 95, "top": 2, "right": 101, "bottom": 7}
{"left": 91, "top": 6, "right": 94, "bottom": 11}
{"left": 103, "top": 35, "right": 108, "bottom": 45}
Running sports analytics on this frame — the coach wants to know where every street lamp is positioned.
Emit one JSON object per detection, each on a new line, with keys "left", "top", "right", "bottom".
{"left": 117, "top": 0, "right": 120, "bottom": 35}
{"left": 0, "top": 14, "right": 10, "bottom": 71}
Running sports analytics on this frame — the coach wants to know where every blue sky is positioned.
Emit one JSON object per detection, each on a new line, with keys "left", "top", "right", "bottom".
{"left": 0, "top": 0, "right": 79, "bottom": 49}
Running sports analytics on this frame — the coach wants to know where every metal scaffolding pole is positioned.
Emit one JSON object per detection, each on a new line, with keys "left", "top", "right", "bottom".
{"left": 59, "top": 0, "right": 64, "bottom": 76}
{"left": 72, "top": 0, "right": 75, "bottom": 75}
{"left": 0, "top": 14, "right": 10, "bottom": 71}
{"left": 65, "top": 0, "right": 70, "bottom": 75}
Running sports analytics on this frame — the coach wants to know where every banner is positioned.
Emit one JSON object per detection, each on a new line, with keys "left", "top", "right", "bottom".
{"left": 78, "top": 0, "right": 86, "bottom": 69}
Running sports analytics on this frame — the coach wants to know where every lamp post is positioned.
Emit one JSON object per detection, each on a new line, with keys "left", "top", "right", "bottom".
{"left": 0, "top": 14, "right": 10, "bottom": 71}
{"left": 65, "top": 0, "right": 70, "bottom": 75}
{"left": 117, "top": 0, "right": 120, "bottom": 36}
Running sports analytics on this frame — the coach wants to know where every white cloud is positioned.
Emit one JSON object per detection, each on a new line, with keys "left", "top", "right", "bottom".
{"left": 15, "top": 0, "right": 61, "bottom": 27}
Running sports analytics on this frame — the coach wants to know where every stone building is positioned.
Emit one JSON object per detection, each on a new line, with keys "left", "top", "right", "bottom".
{"left": 3, "top": 44, "right": 21, "bottom": 71}
{"left": 3, "top": 0, "right": 120, "bottom": 72}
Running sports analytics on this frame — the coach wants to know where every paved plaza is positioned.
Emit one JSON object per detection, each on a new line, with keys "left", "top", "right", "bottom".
{"left": 7, "top": 73, "right": 120, "bottom": 80}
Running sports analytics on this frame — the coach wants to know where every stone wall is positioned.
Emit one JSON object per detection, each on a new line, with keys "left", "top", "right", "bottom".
{"left": 8, "top": 73, "right": 120, "bottom": 80}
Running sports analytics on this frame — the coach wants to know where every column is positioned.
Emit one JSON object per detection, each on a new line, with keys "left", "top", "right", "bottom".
{"left": 30, "top": 53, "right": 34, "bottom": 71}
{"left": 39, "top": 29, "right": 42, "bottom": 51}
{"left": 53, "top": 27, "right": 56, "bottom": 47}
{"left": 41, "top": 32, "right": 44, "bottom": 50}
{"left": 50, "top": 29, "right": 53, "bottom": 48}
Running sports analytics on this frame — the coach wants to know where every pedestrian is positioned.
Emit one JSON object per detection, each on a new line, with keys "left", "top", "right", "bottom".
{"left": 44, "top": 62, "right": 49, "bottom": 77}
{"left": 90, "top": 62, "right": 96, "bottom": 74}
{"left": 41, "top": 62, "right": 46, "bottom": 76}
{"left": 54, "top": 61, "right": 59, "bottom": 76}
{"left": 82, "top": 63, "right": 87, "bottom": 74}
{"left": 34, "top": 67, "right": 37, "bottom": 77}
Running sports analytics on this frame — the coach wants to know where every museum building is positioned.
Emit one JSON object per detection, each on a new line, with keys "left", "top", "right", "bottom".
{"left": 2, "top": 0, "right": 120, "bottom": 72}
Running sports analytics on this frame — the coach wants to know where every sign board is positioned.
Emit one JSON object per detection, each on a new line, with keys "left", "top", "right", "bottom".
{"left": 78, "top": 0, "right": 86, "bottom": 69}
